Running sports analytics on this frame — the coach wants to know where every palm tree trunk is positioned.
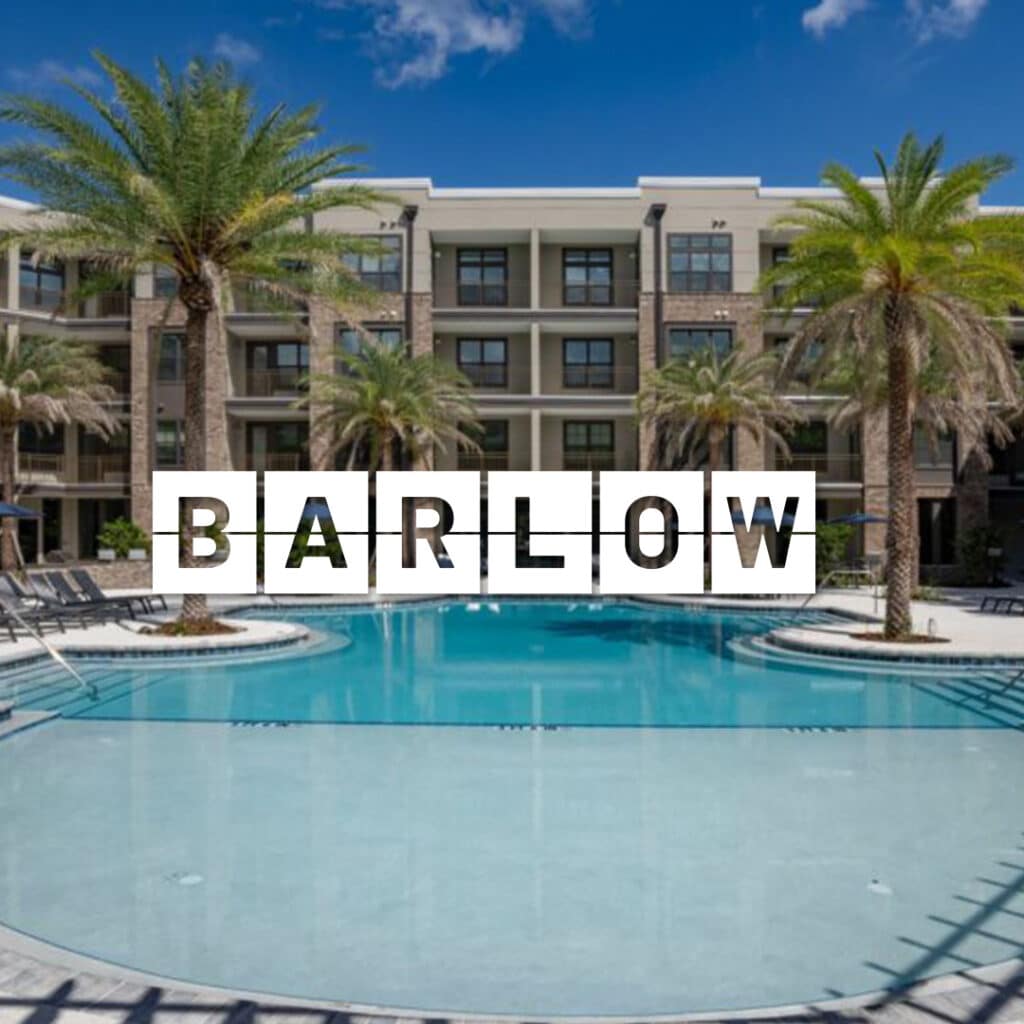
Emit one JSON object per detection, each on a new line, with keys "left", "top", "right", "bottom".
{"left": 180, "top": 301, "right": 212, "bottom": 626}
{"left": 0, "top": 426, "right": 17, "bottom": 572}
{"left": 707, "top": 428, "right": 724, "bottom": 474}
{"left": 884, "top": 310, "right": 915, "bottom": 639}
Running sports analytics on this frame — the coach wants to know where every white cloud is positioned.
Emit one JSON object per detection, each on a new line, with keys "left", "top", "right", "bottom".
{"left": 906, "top": 0, "right": 987, "bottom": 41}
{"left": 802, "top": 0, "right": 987, "bottom": 40}
{"left": 213, "top": 33, "right": 263, "bottom": 65}
{"left": 318, "top": 0, "right": 591, "bottom": 88}
{"left": 7, "top": 60, "right": 101, "bottom": 91}
{"left": 802, "top": 0, "right": 870, "bottom": 37}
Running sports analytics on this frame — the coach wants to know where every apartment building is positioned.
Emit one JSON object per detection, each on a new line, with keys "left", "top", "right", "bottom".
{"left": 1, "top": 178, "right": 1022, "bottom": 576}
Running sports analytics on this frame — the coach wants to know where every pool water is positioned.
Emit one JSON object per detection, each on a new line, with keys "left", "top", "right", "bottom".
{"left": 0, "top": 601, "right": 1022, "bottom": 1016}
{"left": 8, "top": 601, "right": 1018, "bottom": 729}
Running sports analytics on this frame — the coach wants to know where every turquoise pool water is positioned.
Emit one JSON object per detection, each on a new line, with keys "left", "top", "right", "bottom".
{"left": 0, "top": 601, "right": 1022, "bottom": 1016}
{"left": 7, "top": 601, "right": 1018, "bottom": 728}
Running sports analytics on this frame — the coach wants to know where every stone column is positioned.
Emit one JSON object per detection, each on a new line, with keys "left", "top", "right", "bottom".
{"left": 637, "top": 293, "right": 657, "bottom": 469}
{"left": 862, "top": 409, "right": 888, "bottom": 559}
{"left": 955, "top": 424, "right": 991, "bottom": 564}
{"left": 409, "top": 293, "right": 433, "bottom": 358}
{"left": 128, "top": 301, "right": 159, "bottom": 535}
{"left": 307, "top": 298, "right": 336, "bottom": 472}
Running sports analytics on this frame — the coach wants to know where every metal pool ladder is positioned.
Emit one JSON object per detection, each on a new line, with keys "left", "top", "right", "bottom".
{"left": 5, "top": 605, "right": 98, "bottom": 701}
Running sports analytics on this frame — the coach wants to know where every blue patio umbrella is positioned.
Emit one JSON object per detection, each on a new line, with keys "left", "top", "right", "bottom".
{"left": 0, "top": 502, "right": 41, "bottom": 519}
{"left": 731, "top": 506, "right": 796, "bottom": 528}
{"left": 827, "top": 512, "right": 887, "bottom": 525}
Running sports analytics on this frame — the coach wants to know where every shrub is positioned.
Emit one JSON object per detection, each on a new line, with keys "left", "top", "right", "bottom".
{"left": 815, "top": 522, "right": 854, "bottom": 583}
{"left": 96, "top": 517, "right": 151, "bottom": 558}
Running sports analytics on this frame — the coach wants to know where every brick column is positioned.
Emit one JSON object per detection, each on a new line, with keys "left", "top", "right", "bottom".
{"left": 129, "top": 299, "right": 157, "bottom": 534}
{"left": 862, "top": 409, "right": 888, "bottom": 559}
{"left": 637, "top": 293, "right": 657, "bottom": 469}
{"left": 307, "top": 298, "right": 336, "bottom": 472}
{"left": 955, "top": 425, "right": 990, "bottom": 548}
{"left": 409, "top": 293, "right": 433, "bottom": 357}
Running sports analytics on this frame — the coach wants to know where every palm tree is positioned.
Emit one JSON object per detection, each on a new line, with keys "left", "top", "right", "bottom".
{"left": 297, "top": 342, "right": 481, "bottom": 473}
{"left": 636, "top": 345, "right": 802, "bottom": 471}
{"left": 0, "top": 335, "right": 117, "bottom": 569}
{"left": 760, "top": 134, "right": 1024, "bottom": 638}
{"left": 0, "top": 54, "right": 386, "bottom": 628}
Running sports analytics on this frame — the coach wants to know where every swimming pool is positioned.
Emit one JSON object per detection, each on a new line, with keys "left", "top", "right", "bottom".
{"left": 0, "top": 600, "right": 1022, "bottom": 1016}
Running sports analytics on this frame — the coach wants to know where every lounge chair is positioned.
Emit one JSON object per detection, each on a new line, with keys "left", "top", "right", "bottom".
{"left": 0, "top": 579, "right": 82, "bottom": 637}
{"left": 69, "top": 567, "right": 166, "bottom": 615}
{"left": 38, "top": 571, "right": 136, "bottom": 621}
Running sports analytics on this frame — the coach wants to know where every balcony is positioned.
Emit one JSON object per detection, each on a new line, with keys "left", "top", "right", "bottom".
{"left": 79, "top": 455, "right": 129, "bottom": 483}
{"left": 557, "top": 365, "right": 639, "bottom": 394}
{"left": 245, "top": 369, "right": 306, "bottom": 397}
{"left": 231, "top": 287, "right": 305, "bottom": 314}
{"left": 774, "top": 451, "right": 863, "bottom": 483}
{"left": 18, "top": 288, "right": 130, "bottom": 318}
{"left": 19, "top": 453, "right": 65, "bottom": 482}
{"left": 563, "top": 452, "right": 616, "bottom": 472}
{"left": 457, "top": 452, "right": 510, "bottom": 472}
{"left": 245, "top": 452, "right": 308, "bottom": 471}
{"left": 433, "top": 278, "right": 532, "bottom": 309}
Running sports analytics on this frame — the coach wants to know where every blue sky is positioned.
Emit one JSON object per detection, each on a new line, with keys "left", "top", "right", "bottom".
{"left": 3, "top": 0, "right": 1024, "bottom": 201}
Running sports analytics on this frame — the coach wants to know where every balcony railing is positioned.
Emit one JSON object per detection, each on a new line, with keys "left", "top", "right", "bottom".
{"left": 433, "top": 279, "right": 532, "bottom": 309}
{"left": 774, "top": 451, "right": 863, "bottom": 482}
{"left": 555, "top": 277, "right": 640, "bottom": 309}
{"left": 18, "top": 288, "right": 130, "bottom": 318}
{"left": 457, "top": 452, "right": 510, "bottom": 471}
{"left": 560, "top": 366, "right": 639, "bottom": 392}
{"left": 245, "top": 369, "right": 306, "bottom": 397}
{"left": 563, "top": 452, "right": 616, "bottom": 472}
{"left": 78, "top": 455, "right": 129, "bottom": 483}
{"left": 231, "top": 288, "right": 305, "bottom": 314}
{"left": 19, "top": 453, "right": 65, "bottom": 481}
{"left": 246, "top": 452, "right": 308, "bottom": 471}
{"left": 458, "top": 364, "right": 510, "bottom": 388}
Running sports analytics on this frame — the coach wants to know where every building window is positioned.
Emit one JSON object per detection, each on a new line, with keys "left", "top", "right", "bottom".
{"left": 338, "top": 325, "right": 404, "bottom": 358}
{"left": 459, "top": 419, "right": 509, "bottom": 469}
{"left": 457, "top": 249, "right": 508, "bottom": 306}
{"left": 246, "top": 341, "right": 309, "bottom": 395}
{"left": 157, "top": 333, "right": 185, "bottom": 381}
{"left": 563, "top": 249, "right": 612, "bottom": 306}
{"left": 668, "top": 234, "right": 732, "bottom": 293}
{"left": 919, "top": 498, "right": 956, "bottom": 566}
{"left": 343, "top": 235, "right": 402, "bottom": 292}
{"left": 563, "top": 339, "right": 613, "bottom": 388}
{"left": 666, "top": 326, "right": 733, "bottom": 361}
{"left": 563, "top": 420, "right": 614, "bottom": 470}
{"left": 457, "top": 338, "right": 507, "bottom": 387}
{"left": 156, "top": 420, "right": 185, "bottom": 467}
{"left": 19, "top": 255, "right": 64, "bottom": 311}
{"left": 154, "top": 264, "right": 178, "bottom": 298}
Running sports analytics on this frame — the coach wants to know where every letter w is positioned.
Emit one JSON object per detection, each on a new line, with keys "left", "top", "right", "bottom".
{"left": 727, "top": 496, "right": 800, "bottom": 569}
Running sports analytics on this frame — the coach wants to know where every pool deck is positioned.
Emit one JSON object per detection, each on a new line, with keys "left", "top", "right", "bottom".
{"left": 0, "top": 923, "right": 1021, "bottom": 1024}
